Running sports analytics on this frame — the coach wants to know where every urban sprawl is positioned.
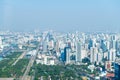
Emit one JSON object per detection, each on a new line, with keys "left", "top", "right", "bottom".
{"left": 0, "top": 30, "right": 120, "bottom": 80}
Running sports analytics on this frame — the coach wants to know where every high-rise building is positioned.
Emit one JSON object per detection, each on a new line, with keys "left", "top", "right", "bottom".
{"left": 43, "top": 41, "right": 48, "bottom": 53}
{"left": 76, "top": 41, "right": 81, "bottom": 62}
{"left": 112, "top": 40, "right": 116, "bottom": 49}
{"left": 105, "top": 41, "right": 110, "bottom": 50}
{"left": 0, "top": 36, "right": 2, "bottom": 45}
{"left": 96, "top": 52, "right": 103, "bottom": 64}
{"left": 101, "top": 40, "right": 107, "bottom": 52}
{"left": 55, "top": 41, "right": 59, "bottom": 52}
{"left": 116, "top": 40, "right": 120, "bottom": 53}
{"left": 92, "top": 38, "right": 96, "bottom": 47}
{"left": 81, "top": 49, "right": 87, "bottom": 60}
{"left": 88, "top": 39, "right": 93, "bottom": 49}
{"left": 114, "top": 58, "right": 120, "bottom": 80}
{"left": 108, "top": 49, "right": 116, "bottom": 61}
{"left": 90, "top": 47, "right": 98, "bottom": 63}
{"left": 71, "top": 42, "right": 75, "bottom": 51}
{"left": 65, "top": 47, "right": 71, "bottom": 64}
{"left": 0, "top": 36, "right": 2, "bottom": 51}
{"left": 48, "top": 40, "right": 54, "bottom": 50}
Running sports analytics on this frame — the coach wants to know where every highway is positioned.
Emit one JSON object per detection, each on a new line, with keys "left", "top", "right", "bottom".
{"left": 21, "top": 48, "right": 39, "bottom": 80}
{"left": 12, "top": 51, "right": 27, "bottom": 66}
{"left": 0, "top": 47, "right": 12, "bottom": 57}
{"left": 21, "top": 56, "right": 35, "bottom": 80}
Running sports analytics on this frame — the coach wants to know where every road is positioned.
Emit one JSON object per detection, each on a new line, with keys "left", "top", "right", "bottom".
{"left": 0, "top": 47, "right": 12, "bottom": 57}
{"left": 12, "top": 51, "right": 27, "bottom": 66}
{"left": 21, "top": 49, "right": 39, "bottom": 80}
{"left": 21, "top": 56, "right": 35, "bottom": 80}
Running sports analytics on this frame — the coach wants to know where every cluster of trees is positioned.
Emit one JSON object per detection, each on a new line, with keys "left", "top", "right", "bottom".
{"left": 0, "top": 58, "right": 29, "bottom": 78}
{"left": 0, "top": 59, "right": 12, "bottom": 77}
{"left": 0, "top": 52, "right": 29, "bottom": 78}
{"left": 0, "top": 52, "right": 23, "bottom": 77}
{"left": 33, "top": 64, "right": 82, "bottom": 80}
{"left": 9, "top": 59, "right": 29, "bottom": 78}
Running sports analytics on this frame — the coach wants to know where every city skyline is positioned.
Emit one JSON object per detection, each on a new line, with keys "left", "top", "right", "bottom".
{"left": 1, "top": 0, "right": 120, "bottom": 80}
{"left": 0, "top": 30, "right": 120, "bottom": 79}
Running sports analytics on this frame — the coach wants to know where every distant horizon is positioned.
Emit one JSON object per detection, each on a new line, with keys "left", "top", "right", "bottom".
{"left": 0, "top": 0, "right": 120, "bottom": 32}
{"left": 0, "top": 28, "right": 120, "bottom": 34}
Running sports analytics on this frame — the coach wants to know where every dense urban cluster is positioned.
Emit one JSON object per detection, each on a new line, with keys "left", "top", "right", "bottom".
{"left": 0, "top": 30, "right": 120, "bottom": 80}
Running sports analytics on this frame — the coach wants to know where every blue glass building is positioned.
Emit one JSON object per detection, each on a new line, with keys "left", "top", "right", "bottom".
{"left": 115, "top": 62, "right": 120, "bottom": 80}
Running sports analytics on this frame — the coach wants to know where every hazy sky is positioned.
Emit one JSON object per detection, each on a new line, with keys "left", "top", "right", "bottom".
{"left": 0, "top": 0, "right": 120, "bottom": 32}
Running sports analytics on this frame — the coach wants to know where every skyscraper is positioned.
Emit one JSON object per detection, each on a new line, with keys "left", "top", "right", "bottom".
{"left": 90, "top": 47, "right": 98, "bottom": 63}
{"left": 105, "top": 41, "right": 110, "bottom": 50}
{"left": 0, "top": 36, "right": 2, "bottom": 45}
{"left": 76, "top": 41, "right": 81, "bottom": 62}
{"left": 108, "top": 49, "right": 116, "bottom": 61}
{"left": 64, "top": 47, "right": 71, "bottom": 64}
{"left": 0, "top": 36, "right": 2, "bottom": 51}
{"left": 43, "top": 41, "right": 48, "bottom": 53}
{"left": 114, "top": 58, "right": 120, "bottom": 80}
